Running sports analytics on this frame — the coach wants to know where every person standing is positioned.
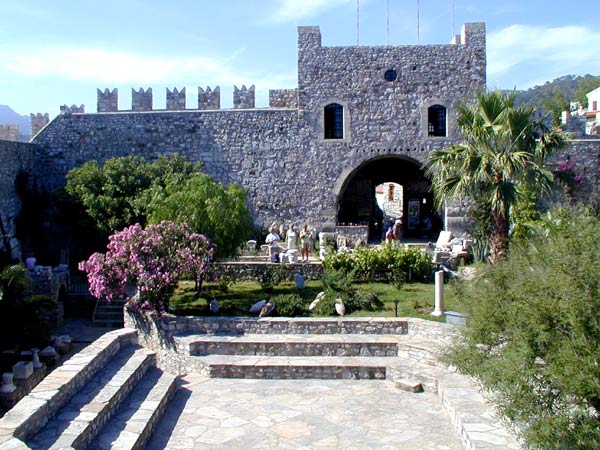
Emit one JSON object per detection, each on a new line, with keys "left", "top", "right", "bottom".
{"left": 299, "top": 224, "right": 312, "bottom": 262}
{"left": 392, "top": 218, "right": 403, "bottom": 248}
{"left": 286, "top": 224, "right": 298, "bottom": 250}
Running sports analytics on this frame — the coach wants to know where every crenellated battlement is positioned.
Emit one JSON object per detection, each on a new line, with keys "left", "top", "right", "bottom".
{"left": 166, "top": 87, "right": 186, "bottom": 110}
{"left": 30, "top": 113, "right": 49, "bottom": 138}
{"left": 60, "top": 104, "right": 85, "bottom": 115}
{"left": 233, "top": 85, "right": 255, "bottom": 109}
{"left": 132, "top": 87, "right": 153, "bottom": 111}
{"left": 97, "top": 88, "right": 118, "bottom": 112}
{"left": 198, "top": 86, "right": 220, "bottom": 110}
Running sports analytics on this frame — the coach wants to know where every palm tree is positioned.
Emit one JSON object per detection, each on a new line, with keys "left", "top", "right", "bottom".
{"left": 0, "top": 264, "right": 31, "bottom": 304}
{"left": 425, "top": 91, "right": 568, "bottom": 262}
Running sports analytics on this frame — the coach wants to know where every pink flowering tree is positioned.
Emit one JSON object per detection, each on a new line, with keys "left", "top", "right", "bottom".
{"left": 79, "top": 221, "right": 212, "bottom": 314}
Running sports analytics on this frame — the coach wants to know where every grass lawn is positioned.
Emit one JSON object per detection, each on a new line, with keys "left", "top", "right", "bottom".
{"left": 170, "top": 279, "right": 460, "bottom": 322}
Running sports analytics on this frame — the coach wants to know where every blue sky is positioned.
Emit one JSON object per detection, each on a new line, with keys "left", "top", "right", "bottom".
{"left": 1, "top": 0, "right": 599, "bottom": 117}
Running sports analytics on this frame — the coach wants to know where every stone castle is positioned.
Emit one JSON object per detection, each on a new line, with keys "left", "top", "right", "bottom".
{"left": 1, "top": 22, "right": 598, "bottom": 259}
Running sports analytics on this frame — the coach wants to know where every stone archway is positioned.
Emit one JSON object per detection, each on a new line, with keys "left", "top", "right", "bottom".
{"left": 336, "top": 156, "right": 442, "bottom": 242}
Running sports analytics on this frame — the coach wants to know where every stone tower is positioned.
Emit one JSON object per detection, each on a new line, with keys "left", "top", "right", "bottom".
{"left": 30, "top": 113, "right": 49, "bottom": 139}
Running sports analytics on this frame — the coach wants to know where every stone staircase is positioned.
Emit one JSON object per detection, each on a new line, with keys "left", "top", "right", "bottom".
{"left": 92, "top": 299, "right": 126, "bottom": 327}
{"left": 0, "top": 328, "right": 176, "bottom": 450}
{"left": 171, "top": 319, "right": 446, "bottom": 392}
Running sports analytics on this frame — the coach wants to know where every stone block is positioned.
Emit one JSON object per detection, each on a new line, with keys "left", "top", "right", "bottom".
{"left": 12, "top": 362, "right": 33, "bottom": 380}
{"left": 395, "top": 378, "right": 424, "bottom": 393}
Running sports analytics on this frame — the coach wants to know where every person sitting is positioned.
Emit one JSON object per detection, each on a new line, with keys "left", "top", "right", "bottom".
{"left": 259, "top": 300, "right": 275, "bottom": 317}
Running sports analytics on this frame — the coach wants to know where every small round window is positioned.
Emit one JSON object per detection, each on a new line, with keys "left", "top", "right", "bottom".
{"left": 384, "top": 69, "right": 397, "bottom": 82}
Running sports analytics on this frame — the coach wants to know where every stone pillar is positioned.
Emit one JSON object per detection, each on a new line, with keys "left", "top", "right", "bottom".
{"left": 166, "top": 87, "right": 186, "bottom": 110}
{"left": 30, "top": 113, "right": 49, "bottom": 138}
{"left": 198, "top": 86, "right": 220, "bottom": 110}
{"left": 132, "top": 88, "right": 153, "bottom": 111}
{"left": 233, "top": 85, "right": 255, "bottom": 109}
{"left": 431, "top": 270, "right": 445, "bottom": 317}
{"left": 97, "top": 88, "right": 118, "bottom": 112}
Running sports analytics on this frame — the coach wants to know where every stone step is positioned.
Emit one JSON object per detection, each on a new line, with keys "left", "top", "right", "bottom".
{"left": 87, "top": 368, "right": 177, "bottom": 450}
{"left": 163, "top": 317, "right": 409, "bottom": 335}
{"left": 27, "top": 346, "right": 155, "bottom": 450}
{"left": 191, "top": 355, "right": 388, "bottom": 380}
{"left": 180, "top": 333, "right": 401, "bottom": 357}
{"left": 176, "top": 333, "right": 442, "bottom": 364}
{"left": 387, "top": 358, "right": 448, "bottom": 393}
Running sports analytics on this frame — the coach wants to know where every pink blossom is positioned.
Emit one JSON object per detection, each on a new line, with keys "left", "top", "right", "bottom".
{"left": 79, "top": 221, "right": 211, "bottom": 314}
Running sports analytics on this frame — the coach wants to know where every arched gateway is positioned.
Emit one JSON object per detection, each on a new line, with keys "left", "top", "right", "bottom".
{"left": 335, "top": 156, "right": 442, "bottom": 243}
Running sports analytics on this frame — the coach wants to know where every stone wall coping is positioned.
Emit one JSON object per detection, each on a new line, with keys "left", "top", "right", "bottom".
{"left": 0, "top": 328, "right": 137, "bottom": 444}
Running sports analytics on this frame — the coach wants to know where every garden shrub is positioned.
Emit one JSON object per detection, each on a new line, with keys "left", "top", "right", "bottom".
{"left": 447, "top": 207, "right": 600, "bottom": 450}
{"left": 271, "top": 293, "right": 307, "bottom": 317}
{"left": 259, "top": 265, "right": 284, "bottom": 293}
{"left": 323, "top": 246, "right": 431, "bottom": 282}
{"left": 311, "top": 291, "right": 338, "bottom": 316}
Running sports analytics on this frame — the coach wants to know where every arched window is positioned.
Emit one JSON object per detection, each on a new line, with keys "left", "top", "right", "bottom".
{"left": 428, "top": 105, "right": 447, "bottom": 137}
{"left": 324, "top": 103, "right": 344, "bottom": 139}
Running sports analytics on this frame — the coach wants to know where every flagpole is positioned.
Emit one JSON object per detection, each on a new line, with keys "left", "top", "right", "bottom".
{"left": 356, "top": 0, "right": 360, "bottom": 46}
{"left": 451, "top": 0, "right": 455, "bottom": 39}
{"left": 386, "top": 0, "right": 390, "bottom": 45}
{"left": 416, "top": 0, "right": 420, "bottom": 44}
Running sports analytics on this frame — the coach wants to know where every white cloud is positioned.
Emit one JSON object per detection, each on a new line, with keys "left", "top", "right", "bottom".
{"left": 0, "top": 46, "right": 234, "bottom": 85}
{"left": 487, "top": 24, "right": 600, "bottom": 89}
{"left": 265, "top": 0, "right": 363, "bottom": 23}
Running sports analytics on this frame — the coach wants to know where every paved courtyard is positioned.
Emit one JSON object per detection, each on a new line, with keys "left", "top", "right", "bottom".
{"left": 146, "top": 375, "right": 462, "bottom": 450}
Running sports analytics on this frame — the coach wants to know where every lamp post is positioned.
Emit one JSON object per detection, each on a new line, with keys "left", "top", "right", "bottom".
{"left": 393, "top": 299, "right": 400, "bottom": 317}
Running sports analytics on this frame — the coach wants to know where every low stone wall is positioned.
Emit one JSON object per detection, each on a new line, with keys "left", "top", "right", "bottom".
{"left": 215, "top": 260, "right": 323, "bottom": 281}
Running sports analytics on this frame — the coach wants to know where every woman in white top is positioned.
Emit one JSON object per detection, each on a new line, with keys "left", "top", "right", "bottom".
{"left": 286, "top": 224, "right": 298, "bottom": 250}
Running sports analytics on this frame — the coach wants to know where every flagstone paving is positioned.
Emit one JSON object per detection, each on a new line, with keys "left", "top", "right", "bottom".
{"left": 146, "top": 374, "right": 462, "bottom": 450}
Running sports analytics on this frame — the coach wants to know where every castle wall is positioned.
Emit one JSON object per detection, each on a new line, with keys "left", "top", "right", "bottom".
{"left": 0, "top": 141, "right": 39, "bottom": 260}
{"left": 30, "top": 23, "right": 488, "bottom": 231}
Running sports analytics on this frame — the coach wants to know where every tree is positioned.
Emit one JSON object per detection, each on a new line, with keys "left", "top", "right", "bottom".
{"left": 542, "top": 89, "right": 569, "bottom": 127}
{"left": 79, "top": 221, "right": 211, "bottom": 314}
{"left": 65, "top": 154, "right": 197, "bottom": 235}
{"left": 425, "top": 90, "right": 568, "bottom": 262}
{"left": 447, "top": 207, "right": 600, "bottom": 449}
{"left": 146, "top": 173, "right": 254, "bottom": 257}
{"left": 574, "top": 75, "right": 600, "bottom": 108}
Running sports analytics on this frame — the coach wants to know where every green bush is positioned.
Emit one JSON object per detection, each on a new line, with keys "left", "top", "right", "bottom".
{"left": 259, "top": 265, "right": 284, "bottom": 293}
{"left": 323, "top": 246, "right": 431, "bottom": 282}
{"left": 311, "top": 291, "right": 338, "bottom": 316}
{"left": 271, "top": 293, "right": 307, "bottom": 317}
{"left": 447, "top": 207, "right": 600, "bottom": 449}
{"left": 347, "top": 291, "right": 384, "bottom": 313}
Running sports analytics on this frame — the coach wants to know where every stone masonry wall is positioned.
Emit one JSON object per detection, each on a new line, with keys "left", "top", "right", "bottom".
{"left": 0, "top": 141, "right": 39, "bottom": 261}
{"left": 269, "top": 89, "right": 298, "bottom": 108}
{"left": 31, "top": 24, "right": 487, "bottom": 232}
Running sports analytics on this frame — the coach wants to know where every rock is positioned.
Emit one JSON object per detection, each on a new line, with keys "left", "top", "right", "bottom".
{"left": 335, "top": 298, "right": 345, "bottom": 316}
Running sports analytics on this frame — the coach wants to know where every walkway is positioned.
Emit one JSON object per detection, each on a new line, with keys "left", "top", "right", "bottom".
{"left": 146, "top": 375, "right": 462, "bottom": 450}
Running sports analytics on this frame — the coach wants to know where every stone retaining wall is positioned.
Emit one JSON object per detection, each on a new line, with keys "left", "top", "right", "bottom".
{"left": 215, "top": 260, "right": 323, "bottom": 281}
